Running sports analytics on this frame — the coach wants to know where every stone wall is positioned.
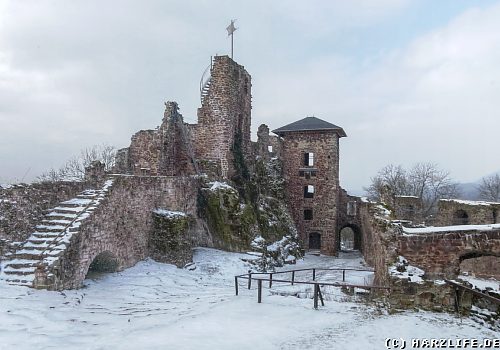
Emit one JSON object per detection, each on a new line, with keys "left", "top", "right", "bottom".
{"left": 0, "top": 182, "right": 86, "bottom": 241}
{"left": 43, "top": 175, "right": 204, "bottom": 289}
{"left": 337, "top": 189, "right": 365, "bottom": 251}
{"left": 436, "top": 199, "right": 500, "bottom": 226}
{"left": 396, "top": 229, "right": 500, "bottom": 278}
{"left": 393, "top": 195, "right": 423, "bottom": 223}
{"left": 279, "top": 130, "right": 341, "bottom": 255}
{"left": 254, "top": 124, "right": 281, "bottom": 161}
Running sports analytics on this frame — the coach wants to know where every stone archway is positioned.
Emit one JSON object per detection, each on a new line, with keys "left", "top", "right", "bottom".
{"left": 338, "top": 225, "right": 362, "bottom": 252}
{"left": 459, "top": 251, "right": 500, "bottom": 279}
{"left": 85, "top": 251, "right": 120, "bottom": 280}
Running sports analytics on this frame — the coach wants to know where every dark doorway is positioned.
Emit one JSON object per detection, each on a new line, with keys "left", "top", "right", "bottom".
{"left": 85, "top": 251, "right": 119, "bottom": 279}
{"left": 309, "top": 232, "right": 321, "bottom": 250}
{"left": 453, "top": 210, "right": 469, "bottom": 225}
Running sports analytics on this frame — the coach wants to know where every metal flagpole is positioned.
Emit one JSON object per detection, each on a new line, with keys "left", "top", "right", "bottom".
{"left": 226, "top": 20, "right": 237, "bottom": 59}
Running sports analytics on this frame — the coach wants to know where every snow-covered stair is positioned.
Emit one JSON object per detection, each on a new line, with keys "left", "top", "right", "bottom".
{"left": 0, "top": 179, "right": 114, "bottom": 287}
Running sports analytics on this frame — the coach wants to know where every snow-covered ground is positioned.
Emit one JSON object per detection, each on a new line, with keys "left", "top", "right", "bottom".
{"left": 0, "top": 248, "right": 497, "bottom": 350}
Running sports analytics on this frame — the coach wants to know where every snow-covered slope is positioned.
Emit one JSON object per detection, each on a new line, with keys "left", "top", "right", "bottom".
{"left": 0, "top": 248, "right": 496, "bottom": 350}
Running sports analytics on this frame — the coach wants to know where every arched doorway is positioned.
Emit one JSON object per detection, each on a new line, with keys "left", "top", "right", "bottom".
{"left": 85, "top": 251, "right": 119, "bottom": 279}
{"left": 338, "top": 225, "right": 362, "bottom": 252}
{"left": 309, "top": 232, "right": 321, "bottom": 250}
{"left": 453, "top": 210, "right": 469, "bottom": 225}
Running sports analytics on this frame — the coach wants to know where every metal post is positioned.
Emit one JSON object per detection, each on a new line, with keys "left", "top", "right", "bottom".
{"left": 313, "top": 268, "right": 316, "bottom": 281}
{"left": 248, "top": 272, "right": 252, "bottom": 289}
{"left": 235, "top": 276, "right": 239, "bottom": 296}
{"left": 314, "top": 283, "right": 319, "bottom": 309}
{"left": 291, "top": 271, "right": 295, "bottom": 286}
{"left": 342, "top": 270, "right": 345, "bottom": 282}
{"left": 269, "top": 273, "right": 273, "bottom": 288}
{"left": 258, "top": 279, "right": 262, "bottom": 303}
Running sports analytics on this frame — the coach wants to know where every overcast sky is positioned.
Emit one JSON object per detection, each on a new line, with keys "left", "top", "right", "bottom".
{"left": 1, "top": 0, "right": 499, "bottom": 192}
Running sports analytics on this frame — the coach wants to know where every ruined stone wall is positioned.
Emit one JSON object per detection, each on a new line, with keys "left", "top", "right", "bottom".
{"left": 196, "top": 55, "right": 252, "bottom": 179}
{"left": 48, "top": 175, "right": 204, "bottom": 289}
{"left": 337, "top": 189, "right": 365, "bottom": 250}
{"left": 393, "top": 195, "right": 423, "bottom": 223}
{"left": 118, "top": 102, "right": 197, "bottom": 177}
{"left": 436, "top": 199, "right": 499, "bottom": 226}
{"left": 358, "top": 204, "right": 398, "bottom": 287}
{"left": 280, "top": 130, "right": 340, "bottom": 255}
{"left": 254, "top": 124, "right": 281, "bottom": 162}
{"left": 0, "top": 182, "right": 86, "bottom": 241}
{"left": 127, "top": 130, "right": 161, "bottom": 175}
{"left": 396, "top": 229, "right": 500, "bottom": 278}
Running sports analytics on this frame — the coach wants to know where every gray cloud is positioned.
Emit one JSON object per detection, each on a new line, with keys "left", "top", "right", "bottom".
{"left": 0, "top": 0, "right": 498, "bottom": 193}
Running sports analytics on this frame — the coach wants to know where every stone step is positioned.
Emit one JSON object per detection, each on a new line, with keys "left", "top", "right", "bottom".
{"left": 46, "top": 211, "right": 78, "bottom": 219}
{"left": 52, "top": 207, "right": 86, "bottom": 214}
{"left": 5, "top": 261, "right": 39, "bottom": 269}
{"left": 5, "top": 278, "right": 34, "bottom": 286}
{"left": 30, "top": 232, "right": 60, "bottom": 240}
{"left": 3, "top": 266, "right": 37, "bottom": 275}
{"left": 41, "top": 219, "right": 72, "bottom": 226}
{"left": 59, "top": 198, "right": 93, "bottom": 207}
{"left": 36, "top": 225, "right": 66, "bottom": 233}
{"left": 10, "top": 252, "right": 47, "bottom": 260}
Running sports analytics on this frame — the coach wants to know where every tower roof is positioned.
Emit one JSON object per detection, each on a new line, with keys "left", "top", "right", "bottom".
{"left": 272, "top": 117, "right": 347, "bottom": 137}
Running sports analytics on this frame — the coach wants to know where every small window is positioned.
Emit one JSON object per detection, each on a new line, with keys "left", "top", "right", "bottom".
{"left": 268, "top": 145, "right": 273, "bottom": 153}
{"left": 305, "top": 172, "right": 311, "bottom": 179}
{"left": 304, "top": 185, "right": 315, "bottom": 198}
{"left": 304, "top": 209, "right": 313, "bottom": 220}
{"left": 299, "top": 170, "right": 305, "bottom": 177}
{"left": 304, "top": 152, "right": 314, "bottom": 167}
{"left": 347, "top": 202, "right": 357, "bottom": 216}
{"left": 311, "top": 171, "right": 317, "bottom": 177}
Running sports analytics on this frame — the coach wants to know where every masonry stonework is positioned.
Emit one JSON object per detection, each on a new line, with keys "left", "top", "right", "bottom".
{"left": 275, "top": 128, "right": 344, "bottom": 255}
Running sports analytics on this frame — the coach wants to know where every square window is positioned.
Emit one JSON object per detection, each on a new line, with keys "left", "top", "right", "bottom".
{"left": 268, "top": 145, "right": 273, "bottom": 152}
{"left": 304, "top": 185, "right": 314, "bottom": 198}
{"left": 299, "top": 170, "right": 304, "bottom": 177}
{"left": 304, "top": 209, "right": 313, "bottom": 220}
{"left": 304, "top": 152, "right": 314, "bottom": 167}
{"left": 347, "top": 202, "right": 357, "bottom": 216}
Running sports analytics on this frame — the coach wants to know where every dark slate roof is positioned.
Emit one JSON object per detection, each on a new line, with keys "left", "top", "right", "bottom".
{"left": 272, "top": 117, "right": 347, "bottom": 137}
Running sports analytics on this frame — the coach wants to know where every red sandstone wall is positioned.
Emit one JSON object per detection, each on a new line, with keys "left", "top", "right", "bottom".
{"left": 280, "top": 130, "right": 340, "bottom": 255}
{"left": 195, "top": 56, "right": 252, "bottom": 179}
{"left": 397, "top": 229, "right": 500, "bottom": 278}
{"left": 50, "top": 175, "right": 203, "bottom": 289}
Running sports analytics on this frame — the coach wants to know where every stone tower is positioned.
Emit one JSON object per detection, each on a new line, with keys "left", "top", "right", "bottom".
{"left": 192, "top": 55, "right": 252, "bottom": 179}
{"left": 273, "top": 117, "right": 346, "bottom": 255}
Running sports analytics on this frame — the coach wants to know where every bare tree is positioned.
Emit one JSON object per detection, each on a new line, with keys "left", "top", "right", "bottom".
{"left": 365, "top": 162, "right": 460, "bottom": 217}
{"left": 478, "top": 174, "right": 500, "bottom": 202}
{"left": 38, "top": 144, "right": 116, "bottom": 182}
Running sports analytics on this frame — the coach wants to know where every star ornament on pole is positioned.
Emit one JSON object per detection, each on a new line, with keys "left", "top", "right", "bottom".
{"left": 226, "top": 19, "right": 237, "bottom": 59}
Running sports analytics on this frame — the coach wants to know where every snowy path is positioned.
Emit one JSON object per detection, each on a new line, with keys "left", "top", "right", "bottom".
{"left": 0, "top": 248, "right": 497, "bottom": 350}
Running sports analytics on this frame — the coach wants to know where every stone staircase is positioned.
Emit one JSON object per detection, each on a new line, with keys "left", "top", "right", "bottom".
{"left": 0, "top": 179, "right": 114, "bottom": 287}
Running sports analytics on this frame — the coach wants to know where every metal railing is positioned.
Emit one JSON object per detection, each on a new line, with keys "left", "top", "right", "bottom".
{"left": 234, "top": 267, "right": 390, "bottom": 309}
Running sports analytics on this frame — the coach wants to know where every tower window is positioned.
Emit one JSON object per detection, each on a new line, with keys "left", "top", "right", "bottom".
{"left": 304, "top": 152, "right": 314, "bottom": 166}
{"left": 304, "top": 185, "right": 315, "bottom": 198}
{"left": 304, "top": 209, "right": 313, "bottom": 220}
{"left": 347, "top": 202, "right": 357, "bottom": 216}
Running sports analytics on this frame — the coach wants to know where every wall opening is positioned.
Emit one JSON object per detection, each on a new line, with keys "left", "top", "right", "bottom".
{"left": 304, "top": 185, "right": 315, "bottom": 198}
{"left": 304, "top": 209, "right": 313, "bottom": 220}
{"left": 309, "top": 232, "right": 321, "bottom": 250}
{"left": 304, "top": 152, "right": 314, "bottom": 167}
{"left": 453, "top": 210, "right": 469, "bottom": 225}
{"left": 338, "top": 225, "right": 362, "bottom": 252}
{"left": 459, "top": 252, "right": 500, "bottom": 280}
{"left": 85, "top": 251, "right": 119, "bottom": 280}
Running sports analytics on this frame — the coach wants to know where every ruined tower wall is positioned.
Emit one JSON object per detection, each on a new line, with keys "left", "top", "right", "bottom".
{"left": 195, "top": 55, "right": 252, "bottom": 179}
{"left": 280, "top": 130, "right": 340, "bottom": 255}
{"left": 435, "top": 199, "right": 500, "bottom": 226}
